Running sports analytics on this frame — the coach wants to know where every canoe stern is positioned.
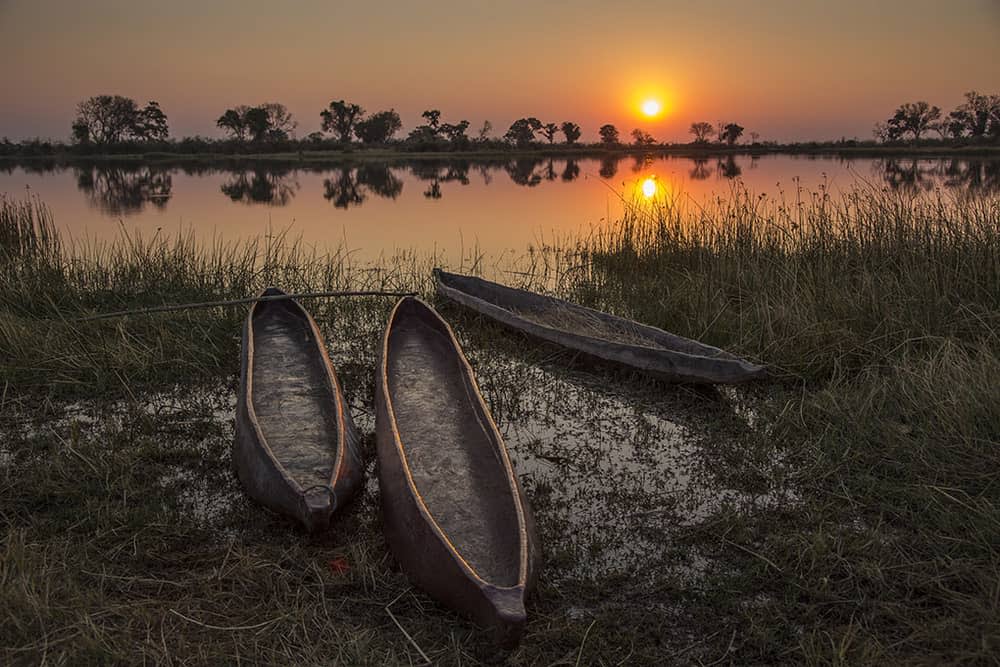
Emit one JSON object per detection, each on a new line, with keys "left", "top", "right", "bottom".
{"left": 482, "top": 584, "right": 529, "bottom": 650}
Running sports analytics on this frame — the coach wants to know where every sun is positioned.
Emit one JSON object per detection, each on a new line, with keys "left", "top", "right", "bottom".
{"left": 641, "top": 176, "right": 657, "bottom": 198}
{"left": 641, "top": 99, "right": 662, "bottom": 117}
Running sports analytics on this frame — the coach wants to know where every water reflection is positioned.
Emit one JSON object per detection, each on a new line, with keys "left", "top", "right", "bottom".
{"left": 717, "top": 155, "right": 742, "bottom": 179}
{"left": 505, "top": 158, "right": 545, "bottom": 187}
{"left": 221, "top": 168, "right": 298, "bottom": 205}
{"left": 75, "top": 165, "right": 172, "bottom": 215}
{"left": 598, "top": 156, "right": 618, "bottom": 179}
{"left": 877, "top": 158, "right": 1000, "bottom": 194}
{"left": 689, "top": 158, "right": 711, "bottom": 180}
{"left": 561, "top": 159, "right": 580, "bottom": 182}
{"left": 322, "top": 164, "right": 405, "bottom": 208}
{"left": 5, "top": 156, "right": 997, "bottom": 219}
{"left": 409, "top": 159, "right": 473, "bottom": 200}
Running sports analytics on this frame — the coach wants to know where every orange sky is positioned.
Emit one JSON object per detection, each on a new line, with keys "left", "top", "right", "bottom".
{"left": 1, "top": 0, "right": 998, "bottom": 142}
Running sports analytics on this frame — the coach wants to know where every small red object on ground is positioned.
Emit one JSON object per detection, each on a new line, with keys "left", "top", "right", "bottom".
{"left": 328, "top": 557, "right": 350, "bottom": 575}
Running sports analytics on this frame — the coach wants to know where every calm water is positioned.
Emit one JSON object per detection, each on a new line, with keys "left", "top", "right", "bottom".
{"left": 2, "top": 154, "right": 997, "bottom": 260}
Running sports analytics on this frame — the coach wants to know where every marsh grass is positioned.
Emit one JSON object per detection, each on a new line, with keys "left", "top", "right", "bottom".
{"left": 574, "top": 182, "right": 999, "bottom": 379}
{"left": 1, "top": 188, "right": 998, "bottom": 664}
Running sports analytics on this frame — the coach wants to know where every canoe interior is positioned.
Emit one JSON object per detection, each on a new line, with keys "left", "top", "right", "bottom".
{"left": 437, "top": 270, "right": 731, "bottom": 358}
{"left": 251, "top": 300, "right": 339, "bottom": 492}
{"left": 386, "top": 301, "right": 520, "bottom": 586}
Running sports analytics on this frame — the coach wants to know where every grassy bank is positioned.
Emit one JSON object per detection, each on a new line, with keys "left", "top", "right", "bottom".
{"left": 1, "top": 188, "right": 998, "bottom": 664}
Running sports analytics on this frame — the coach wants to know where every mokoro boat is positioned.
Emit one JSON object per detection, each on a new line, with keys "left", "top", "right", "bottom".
{"left": 376, "top": 297, "right": 539, "bottom": 649}
{"left": 235, "top": 287, "right": 363, "bottom": 533}
{"left": 434, "top": 268, "right": 766, "bottom": 384}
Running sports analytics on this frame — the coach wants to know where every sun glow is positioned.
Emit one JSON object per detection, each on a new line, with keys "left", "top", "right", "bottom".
{"left": 641, "top": 99, "right": 662, "bottom": 117}
{"left": 641, "top": 176, "right": 657, "bottom": 198}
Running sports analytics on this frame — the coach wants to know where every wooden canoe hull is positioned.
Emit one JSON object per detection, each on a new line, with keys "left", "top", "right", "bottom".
{"left": 434, "top": 269, "right": 766, "bottom": 384}
{"left": 375, "top": 297, "right": 539, "bottom": 649}
{"left": 235, "top": 287, "right": 363, "bottom": 533}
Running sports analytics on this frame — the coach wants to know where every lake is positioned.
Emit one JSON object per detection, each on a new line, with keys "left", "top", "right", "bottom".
{"left": 2, "top": 154, "right": 997, "bottom": 260}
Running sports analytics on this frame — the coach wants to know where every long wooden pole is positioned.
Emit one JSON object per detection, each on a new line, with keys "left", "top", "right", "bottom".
{"left": 75, "top": 290, "right": 416, "bottom": 322}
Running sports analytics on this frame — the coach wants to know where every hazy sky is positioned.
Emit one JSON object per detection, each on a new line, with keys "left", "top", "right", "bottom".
{"left": 2, "top": 0, "right": 998, "bottom": 142}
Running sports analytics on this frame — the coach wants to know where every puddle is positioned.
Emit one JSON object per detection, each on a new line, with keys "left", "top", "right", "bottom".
{"left": 3, "top": 327, "right": 795, "bottom": 589}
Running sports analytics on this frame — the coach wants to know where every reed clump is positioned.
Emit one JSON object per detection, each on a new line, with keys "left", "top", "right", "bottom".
{"left": 577, "top": 183, "right": 1000, "bottom": 380}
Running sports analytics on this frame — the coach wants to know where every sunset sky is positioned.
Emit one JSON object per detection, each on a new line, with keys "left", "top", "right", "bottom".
{"left": 2, "top": 0, "right": 998, "bottom": 143}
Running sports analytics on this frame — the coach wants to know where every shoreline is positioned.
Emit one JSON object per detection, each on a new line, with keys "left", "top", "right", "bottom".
{"left": 3, "top": 144, "right": 1000, "bottom": 165}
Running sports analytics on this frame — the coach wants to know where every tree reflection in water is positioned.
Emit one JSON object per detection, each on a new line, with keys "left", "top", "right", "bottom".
{"left": 54, "top": 156, "right": 1000, "bottom": 218}
{"left": 598, "top": 156, "right": 618, "bottom": 179}
{"left": 220, "top": 168, "right": 299, "bottom": 205}
{"left": 716, "top": 156, "right": 742, "bottom": 179}
{"left": 689, "top": 158, "right": 711, "bottom": 180}
{"left": 505, "top": 158, "right": 544, "bottom": 187}
{"left": 878, "top": 158, "right": 1000, "bottom": 194}
{"left": 561, "top": 159, "right": 580, "bottom": 182}
{"left": 323, "top": 164, "right": 406, "bottom": 208}
{"left": 410, "top": 160, "right": 472, "bottom": 199}
{"left": 323, "top": 167, "right": 366, "bottom": 209}
{"left": 75, "top": 165, "right": 172, "bottom": 215}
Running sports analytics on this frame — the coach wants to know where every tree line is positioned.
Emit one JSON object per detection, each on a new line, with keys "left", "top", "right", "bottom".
{"left": 6, "top": 92, "right": 998, "bottom": 156}
{"left": 874, "top": 91, "right": 1000, "bottom": 142}
{"left": 64, "top": 95, "right": 764, "bottom": 150}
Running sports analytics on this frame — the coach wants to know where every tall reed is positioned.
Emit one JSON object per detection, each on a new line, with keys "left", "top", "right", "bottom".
{"left": 575, "top": 182, "right": 1000, "bottom": 379}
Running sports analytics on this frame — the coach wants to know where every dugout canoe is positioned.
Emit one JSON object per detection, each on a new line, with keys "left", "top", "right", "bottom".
{"left": 376, "top": 297, "right": 539, "bottom": 649}
{"left": 434, "top": 268, "right": 766, "bottom": 384}
{"left": 235, "top": 287, "right": 363, "bottom": 533}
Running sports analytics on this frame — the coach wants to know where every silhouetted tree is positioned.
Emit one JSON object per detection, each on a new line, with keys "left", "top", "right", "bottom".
{"left": 354, "top": 109, "right": 403, "bottom": 144}
{"left": 561, "top": 121, "right": 581, "bottom": 144}
{"left": 887, "top": 101, "right": 941, "bottom": 141}
{"left": 217, "top": 106, "right": 251, "bottom": 142}
{"left": 441, "top": 120, "right": 471, "bottom": 148}
{"left": 689, "top": 121, "right": 713, "bottom": 143}
{"left": 244, "top": 107, "right": 271, "bottom": 142}
{"left": 539, "top": 123, "right": 559, "bottom": 144}
{"left": 749, "top": 131, "right": 760, "bottom": 145}
{"left": 421, "top": 110, "right": 442, "bottom": 133}
{"left": 476, "top": 120, "right": 493, "bottom": 142}
{"left": 504, "top": 118, "right": 542, "bottom": 147}
{"left": 132, "top": 101, "right": 169, "bottom": 141}
{"left": 630, "top": 129, "right": 656, "bottom": 146}
{"left": 872, "top": 121, "right": 891, "bottom": 143}
{"left": 598, "top": 124, "right": 620, "bottom": 146}
{"left": 721, "top": 123, "right": 744, "bottom": 145}
{"left": 943, "top": 116, "right": 968, "bottom": 139}
{"left": 217, "top": 104, "right": 294, "bottom": 143}
{"left": 260, "top": 103, "right": 296, "bottom": 141}
{"left": 71, "top": 120, "right": 90, "bottom": 144}
{"left": 947, "top": 91, "right": 1000, "bottom": 138}
{"left": 320, "top": 100, "right": 365, "bottom": 142}
{"left": 72, "top": 95, "right": 169, "bottom": 144}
